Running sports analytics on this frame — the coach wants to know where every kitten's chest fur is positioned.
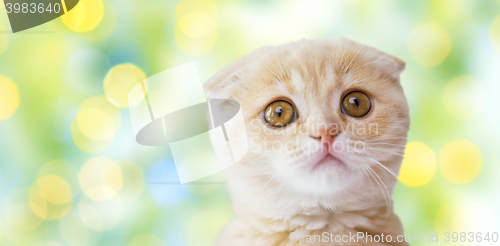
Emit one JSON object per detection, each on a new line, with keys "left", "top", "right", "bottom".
{"left": 215, "top": 208, "right": 408, "bottom": 246}
{"left": 215, "top": 169, "right": 408, "bottom": 246}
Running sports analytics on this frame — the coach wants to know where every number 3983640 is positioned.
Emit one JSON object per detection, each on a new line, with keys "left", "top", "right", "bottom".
{"left": 5, "top": 2, "right": 61, "bottom": 14}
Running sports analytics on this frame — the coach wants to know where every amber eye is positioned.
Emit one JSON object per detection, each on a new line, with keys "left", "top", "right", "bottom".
{"left": 264, "top": 100, "right": 295, "bottom": 127}
{"left": 341, "top": 91, "right": 371, "bottom": 117}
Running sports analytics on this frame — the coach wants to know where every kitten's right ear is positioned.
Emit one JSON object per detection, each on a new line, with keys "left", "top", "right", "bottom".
{"left": 204, "top": 63, "right": 244, "bottom": 99}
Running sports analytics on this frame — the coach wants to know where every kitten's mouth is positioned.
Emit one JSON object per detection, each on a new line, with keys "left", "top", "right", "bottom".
{"left": 313, "top": 154, "right": 346, "bottom": 169}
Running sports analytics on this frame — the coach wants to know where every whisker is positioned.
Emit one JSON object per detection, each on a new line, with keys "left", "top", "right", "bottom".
{"left": 367, "top": 142, "right": 407, "bottom": 147}
{"left": 365, "top": 165, "right": 392, "bottom": 220}
{"left": 365, "top": 137, "right": 408, "bottom": 142}
{"left": 368, "top": 157, "right": 399, "bottom": 180}
{"left": 362, "top": 147, "right": 405, "bottom": 157}
{"left": 361, "top": 164, "right": 376, "bottom": 200}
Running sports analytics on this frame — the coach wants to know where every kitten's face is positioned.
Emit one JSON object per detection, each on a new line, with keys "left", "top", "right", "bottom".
{"left": 206, "top": 38, "right": 409, "bottom": 201}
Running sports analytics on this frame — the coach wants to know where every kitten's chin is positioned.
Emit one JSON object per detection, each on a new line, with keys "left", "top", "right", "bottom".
{"left": 311, "top": 153, "right": 347, "bottom": 172}
{"left": 314, "top": 154, "right": 345, "bottom": 168}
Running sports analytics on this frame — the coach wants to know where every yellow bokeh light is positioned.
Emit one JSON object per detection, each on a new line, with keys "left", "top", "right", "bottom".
{"left": 71, "top": 96, "right": 121, "bottom": 153}
{"left": 36, "top": 175, "right": 73, "bottom": 204}
{"left": 28, "top": 174, "right": 73, "bottom": 220}
{"left": 177, "top": 12, "right": 217, "bottom": 38}
{"left": 78, "top": 197, "right": 123, "bottom": 231}
{"left": 128, "top": 234, "right": 166, "bottom": 246}
{"left": 117, "top": 160, "right": 145, "bottom": 202}
{"left": 174, "top": 23, "right": 217, "bottom": 56}
{"left": 103, "top": 64, "right": 147, "bottom": 108}
{"left": 38, "top": 160, "right": 79, "bottom": 194}
{"left": 77, "top": 108, "right": 116, "bottom": 141}
{"left": 443, "top": 76, "right": 486, "bottom": 120}
{"left": 186, "top": 210, "right": 231, "bottom": 246}
{"left": 0, "top": 75, "right": 20, "bottom": 121}
{"left": 439, "top": 139, "right": 482, "bottom": 184}
{"left": 77, "top": 1, "right": 117, "bottom": 41}
{"left": 407, "top": 22, "right": 451, "bottom": 67}
{"left": 175, "top": 0, "right": 218, "bottom": 19}
{"left": 489, "top": 16, "right": 500, "bottom": 53}
{"left": 80, "top": 157, "right": 123, "bottom": 201}
{"left": 174, "top": 0, "right": 218, "bottom": 56}
{"left": 398, "top": 141, "right": 437, "bottom": 187}
{"left": 62, "top": 0, "right": 104, "bottom": 32}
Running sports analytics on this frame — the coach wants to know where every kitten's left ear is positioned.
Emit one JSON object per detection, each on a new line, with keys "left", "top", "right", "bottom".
{"left": 376, "top": 51, "right": 406, "bottom": 80}
{"left": 204, "top": 46, "right": 273, "bottom": 99}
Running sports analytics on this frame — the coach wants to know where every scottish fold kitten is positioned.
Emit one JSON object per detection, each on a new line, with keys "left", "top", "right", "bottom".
{"left": 204, "top": 38, "right": 410, "bottom": 246}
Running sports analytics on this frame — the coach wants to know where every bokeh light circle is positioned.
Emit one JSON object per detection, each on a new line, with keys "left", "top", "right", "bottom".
{"left": 104, "top": 64, "right": 147, "bottom": 108}
{"left": 439, "top": 139, "right": 482, "bottom": 184}
{"left": 407, "top": 22, "right": 451, "bottom": 67}
{"left": 174, "top": 0, "right": 218, "bottom": 56}
{"left": 177, "top": 12, "right": 217, "bottom": 38}
{"left": 443, "top": 76, "right": 486, "bottom": 120}
{"left": 71, "top": 96, "right": 121, "bottom": 153}
{"left": 128, "top": 234, "right": 166, "bottom": 246}
{"left": 38, "top": 160, "right": 79, "bottom": 195}
{"left": 489, "top": 16, "right": 500, "bottom": 53}
{"left": 79, "top": 157, "right": 123, "bottom": 201}
{"left": 36, "top": 175, "right": 73, "bottom": 204}
{"left": 62, "top": 0, "right": 104, "bottom": 32}
{"left": 0, "top": 75, "right": 20, "bottom": 121}
{"left": 29, "top": 175, "right": 73, "bottom": 221}
{"left": 77, "top": 108, "right": 115, "bottom": 141}
{"left": 398, "top": 141, "right": 437, "bottom": 187}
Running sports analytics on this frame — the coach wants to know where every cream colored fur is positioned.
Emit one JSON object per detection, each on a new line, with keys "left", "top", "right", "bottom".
{"left": 204, "top": 38, "right": 410, "bottom": 246}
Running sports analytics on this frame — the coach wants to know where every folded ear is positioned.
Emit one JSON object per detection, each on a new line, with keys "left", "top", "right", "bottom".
{"left": 204, "top": 46, "right": 273, "bottom": 99}
{"left": 376, "top": 52, "right": 406, "bottom": 80}
{"left": 203, "top": 62, "right": 244, "bottom": 99}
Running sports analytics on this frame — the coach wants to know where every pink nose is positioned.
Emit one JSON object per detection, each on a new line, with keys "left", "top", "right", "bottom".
{"left": 310, "top": 124, "right": 339, "bottom": 146}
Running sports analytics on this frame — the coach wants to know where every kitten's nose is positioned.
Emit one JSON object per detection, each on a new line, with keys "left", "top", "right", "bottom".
{"left": 310, "top": 124, "right": 338, "bottom": 145}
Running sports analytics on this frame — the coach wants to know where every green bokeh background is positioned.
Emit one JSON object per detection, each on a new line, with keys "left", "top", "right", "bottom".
{"left": 0, "top": 0, "right": 499, "bottom": 245}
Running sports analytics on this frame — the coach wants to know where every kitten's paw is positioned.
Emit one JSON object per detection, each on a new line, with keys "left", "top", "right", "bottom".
{"left": 290, "top": 215, "right": 328, "bottom": 230}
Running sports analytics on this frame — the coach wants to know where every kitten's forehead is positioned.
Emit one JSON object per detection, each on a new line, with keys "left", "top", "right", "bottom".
{"left": 204, "top": 38, "right": 406, "bottom": 119}
{"left": 241, "top": 39, "right": 398, "bottom": 107}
